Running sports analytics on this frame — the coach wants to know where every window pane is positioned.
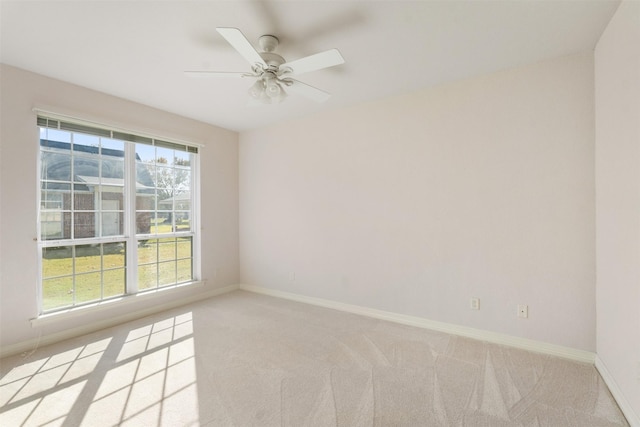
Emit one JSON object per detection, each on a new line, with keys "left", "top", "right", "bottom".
{"left": 152, "top": 213, "right": 172, "bottom": 234}
{"left": 158, "top": 261, "right": 176, "bottom": 286}
{"left": 173, "top": 189, "right": 191, "bottom": 209}
{"left": 175, "top": 169, "right": 191, "bottom": 192}
{"left": 101, "top": 191, "right": 123, "bottom": 210}
{"left": 176, "top": 238, "right": 191, "bottom": 259}
{"left": 75, "top": 245, "right": 101, "bottom": 273}
{"left": 173, "top": 151, "right": 190, "bottom": 166}
{"left": 158, "top": 239, "right": 176, "bottom": 262}
{"left": 75, "top": 272, "right": 102, "bottom": 303}
{"left": 44, "top": 129, "right": 71, "bottom": 143}
{"left": 175, "top": 212, "right": 190, "bottom": 231}
{"left": 101, "top": 212, "right": 123, "bottom": 237}
{"left": 136, "top": 162, "right": 156, "bottom": 188}
{"left": 149, "top": 213, "right": 164, "bottom": 234}
{"left": 102, "top": 158, "right": 124, "bottom": 180}
{"left": 156, "top": 166, "right": 174, "bottom": 190}
{"left": 136, "top": 212, "right": 153, "bottom": 235}
{"left": 104, "top": 243, "right": 125, "bottom": 268}
{"left": 73, "top": 156, "right": 99, "bottom": 181}
{"left": 74, "top": 192, "right": 94, "bottom": 211}
{"left": 41, "top": 140, "right": 71, "bottom": 154}
{"left": 136, "top": 192, "right": 155, "bottom": 209}
{"left": 40, "top": 211, "right": 66, "bottom": 240}
{"left": 42, "top": 247, "right": 72, "bottom": 279}
{"left": 42, "top": 276, "right": 74, "bottom": 311}
{"left": 63, "top": 213, "right": 72, "bottom": 240}
{"left": 73, "top": 133, "right": 100, "bottom": 153}
{"left": 101, "top": 137, "right": 124, "bottom": 153}
{"left": 133, "top": 142, "right": 192, "bottom": 239}
{"left": 158, "top": 193, "right": 172, "bottom": 211}
{"left": 42, "top": 181, "right": 72, "bottom": 193}
{"left": 103, "top": 268, "right": 125, "bottom": 298}
{"left": 138, "top": 239, "right": 157, "bottom": 264}
{"left": 136, "top": 188, "right": 155, "bottom": 211}
{"left": 135, "top": 144, "right": 155, "bottom": 163}
{"left": 156, "top": 147, "right": 173, "bottom": 164}
{"left": 177, "top": 259, "right": 192, "bottom": 283}
{"left": 74, "top": 212, "right": 97, "bottom": 238}
{"left": 40, "top": 191, "right": 63, "bottom": 210}
{"left": 138, "top": 264, "right": 157, "bottom": 290}
{"left": 41, "top": 152, "right": 71, "bottom": 181}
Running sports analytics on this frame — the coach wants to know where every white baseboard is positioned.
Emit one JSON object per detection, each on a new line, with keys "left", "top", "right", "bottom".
{"left": 239, "top": 284, "right": 596, "bottom": 364}
{"left": 595, "top": 356, "right": 640, "bottom": 427}
{"left": 0, "top": 284, "right": 239, "bottom": 359}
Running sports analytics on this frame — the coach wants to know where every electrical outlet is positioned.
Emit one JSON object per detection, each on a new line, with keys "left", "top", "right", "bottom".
{"left": 517, "top": 304, "right": 528, "bottom": 318}
{"left": 470, "top": 297, "right": 480, "bottom": 310}
{"left": 289, "top": 271, "right": 296, "bottom": 282}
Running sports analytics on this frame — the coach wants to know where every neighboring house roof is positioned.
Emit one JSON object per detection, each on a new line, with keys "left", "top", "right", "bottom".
{"left": 40, "top": 139, "right": 156, "bottom": 189}
{"left": 159, "top": 192, "right": 191, "bottom": 203}
{"left": 158, "top": 192, "right": 190, "bottom": 207}
{"left": 76, "top": 175, "right": 154, "bottom": 190}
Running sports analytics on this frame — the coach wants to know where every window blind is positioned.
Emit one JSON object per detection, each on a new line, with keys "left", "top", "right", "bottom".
{"left": 37, "top": 115, "right": 199, "bottom": 154}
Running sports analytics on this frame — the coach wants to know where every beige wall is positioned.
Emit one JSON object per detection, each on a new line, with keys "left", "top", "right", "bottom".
{"left": 240, "top": 53, "right": 596, "bottom": 351}
{"left": 2, "top": 8, "right": 637, "bottom": 415}
{"left": 595, "top": 0, "right": 640, "bottom": 421}
{"left": 0, "top": 64, "right": 240, "bottom": 348}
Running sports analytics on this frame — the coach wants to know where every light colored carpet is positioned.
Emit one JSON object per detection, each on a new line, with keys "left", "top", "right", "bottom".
{"left": 0, "top": 290, "right": 629, "bottom": 426}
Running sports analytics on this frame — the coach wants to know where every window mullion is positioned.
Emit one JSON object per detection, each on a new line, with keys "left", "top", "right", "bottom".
{"left": 70, "top": 135, "right": 75, "bottom": 240}
{"left": 192, "top": 152, "right": 201, "bottom": 281}
{"left": 124, "top": 142, "right": 138, "bottom": 294}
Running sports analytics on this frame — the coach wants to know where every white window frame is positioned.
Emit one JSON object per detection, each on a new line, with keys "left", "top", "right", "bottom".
{"left": 36, "top": 111, "right": 202, "bottom": 316}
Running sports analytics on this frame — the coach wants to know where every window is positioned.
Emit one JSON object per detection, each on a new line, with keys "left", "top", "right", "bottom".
{"left": 37, "top": 115, "right": 200, "bottom": 313}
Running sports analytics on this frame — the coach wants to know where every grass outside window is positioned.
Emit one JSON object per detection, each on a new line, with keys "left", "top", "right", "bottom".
{"left": 42, "top": 243, "right": 126, "bottom": 311}
{"left": 42, "top": 237, "right": 193, "bottom": 312}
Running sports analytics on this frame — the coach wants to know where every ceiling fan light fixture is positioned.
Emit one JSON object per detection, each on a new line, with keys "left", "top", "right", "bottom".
{"left": 266, "top": 78, "right": 284, "bottom": 98}
{"left": 248, "top": 79, "right": 266, "bottom": 99}
{"left": 266, "top": 80, "right": 280, "bottom": 97}
{"left": 248, "top": 73, "right": 287, "bottom": 104}
{"left": 258, "top": 84, "right": 287, "bottom": 105}
{"left": 270, "top": 83, "right": 287, "bottom": 103}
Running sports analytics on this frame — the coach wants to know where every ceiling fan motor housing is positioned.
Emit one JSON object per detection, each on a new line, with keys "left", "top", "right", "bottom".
{"left": 258, "top": 35, "right": 285, "bottom": 71}
{"left": 258, "top": 35, "right": 279, "bottom": 52}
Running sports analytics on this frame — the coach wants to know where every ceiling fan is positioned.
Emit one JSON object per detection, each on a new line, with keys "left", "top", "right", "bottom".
{"left": 185, "top": 27, "right": 345, "bottom": 105}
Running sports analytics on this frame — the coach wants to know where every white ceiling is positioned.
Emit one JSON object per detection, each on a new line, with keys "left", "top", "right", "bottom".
{"left": 0, "top": 0, "right": 620, "bottom": 132}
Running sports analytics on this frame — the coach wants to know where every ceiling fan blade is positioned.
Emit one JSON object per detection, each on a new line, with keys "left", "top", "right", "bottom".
{"left": 280, "top": 49, "right": 344, "bottom": 76}
{"left": 184, "top": 71, "right": 250, "bottom": 78}
{"left": 284, "top": 79, "right": 331, "bottom": 103}
{"left": 217, "top": 27, "right": 267, "bottom": 69}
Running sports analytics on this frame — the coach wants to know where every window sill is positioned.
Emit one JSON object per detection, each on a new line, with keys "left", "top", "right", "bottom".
{"left": 31, "top": 281, "right": 204, "bottom": 328}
